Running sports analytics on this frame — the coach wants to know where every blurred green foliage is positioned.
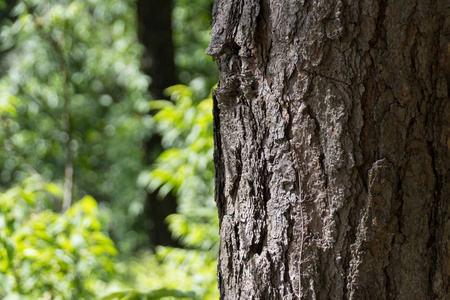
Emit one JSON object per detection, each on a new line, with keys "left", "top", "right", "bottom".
{"left": 0, "top": 0, "right": 218, "bottom": 299}
{"left": 173, "top": 0, "right": 217, "bottom": 97}
{"left": 134, "top": 85, "right": 218, "bottom": 300}
{"left": 0, "top": 176, "right": 117, "bottom": 299}
{"left": 99, "top": 288, "right": 195, "bottom": 300}
{"left": 0, "top": 0, "right": 150, "bottom": 251}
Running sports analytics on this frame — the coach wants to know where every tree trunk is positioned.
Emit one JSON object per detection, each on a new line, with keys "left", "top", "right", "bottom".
{"left": 207, "top": 0, "right": 449, "bottom": 299}
{"left": 136, "top": 0, "right": 179, "bottom": 247}
{"left": 137, "top": 0, "right": 176, "bottom": 99}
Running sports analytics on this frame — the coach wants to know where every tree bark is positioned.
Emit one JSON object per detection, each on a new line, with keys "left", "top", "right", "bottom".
{"left": 207, "top": 0, "right": 449, "bottom": 299}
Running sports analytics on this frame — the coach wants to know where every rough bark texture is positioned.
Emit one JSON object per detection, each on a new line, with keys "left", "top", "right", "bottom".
{"left": 136, "top": 0, "right": 178, "bottom": 246}
{"left": 207, "top": 0, "right": 450, "bottom": 299}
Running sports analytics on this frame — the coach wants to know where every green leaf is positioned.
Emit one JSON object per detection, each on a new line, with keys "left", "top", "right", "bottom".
{"left": 44, "top": 183, "right": 63, "bottom": 197}
{"left": 4, "top": 292, "right": 27, "bottom": 300}
{"left": 0, "top": 273, "right": 14, "bottom": 294}
{"left": 144, "top": 288, "right": 195, "bottom": 299}
{"left": 77, "top": 195, "right": 98, "bottom": 213}
{"left": 149, "top": 100, "right": 173, "bottom": 110}
{"left": 100, "top": 290, "right": 134, "bottom": 300}
{"left": 100, "top": 289, "right": 195, "bottom": 300}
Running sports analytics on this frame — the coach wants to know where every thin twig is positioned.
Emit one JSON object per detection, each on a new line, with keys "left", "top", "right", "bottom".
{"left": 27, "top": 6, "right": 74, "bottom": 211}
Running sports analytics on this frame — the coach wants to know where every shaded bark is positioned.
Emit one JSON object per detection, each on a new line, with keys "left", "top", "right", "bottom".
{"left": 136, "top": 0, "right": 178, "bottom": 246}
{"left": 207, "top": 0, "right": 450, "bottom": 299}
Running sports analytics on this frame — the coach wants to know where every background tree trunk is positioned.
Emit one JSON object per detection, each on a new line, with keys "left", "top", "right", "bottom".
{"left": 136, "top": 0, "right": 178, "bottom": 247}
{"left": 137, "top": 0, "right": 176, "bottom": 99}
{"left": 207, "top": 0, "right": 449, "bottom": 299}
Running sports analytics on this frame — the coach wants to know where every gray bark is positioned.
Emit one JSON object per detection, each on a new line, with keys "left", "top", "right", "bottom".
{"left": 207, "top": 0, "right": 450, "bottom": 299}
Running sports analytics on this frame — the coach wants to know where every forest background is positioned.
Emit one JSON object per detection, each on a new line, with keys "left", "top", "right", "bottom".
{"left": 0, "top": 0, "right": 219, "bottom": 299}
